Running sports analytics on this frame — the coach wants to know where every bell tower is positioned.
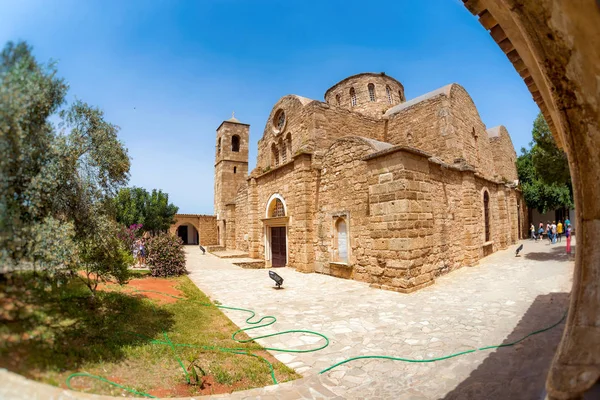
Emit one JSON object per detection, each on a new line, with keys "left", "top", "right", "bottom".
{"left": 214, "top": 113, "right": 249, "bottom": 246}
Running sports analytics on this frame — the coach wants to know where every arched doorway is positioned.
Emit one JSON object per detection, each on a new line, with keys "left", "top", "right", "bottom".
{"left": 264, "top": 194, "right": 288, "bottom": 268}
{"left": 176, "top": 223, "right": 199, "bottom": 245}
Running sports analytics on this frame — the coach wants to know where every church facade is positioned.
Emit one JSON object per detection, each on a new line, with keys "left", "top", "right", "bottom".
{"left": 213, "top": 72, "right": 525, "bottom": 293}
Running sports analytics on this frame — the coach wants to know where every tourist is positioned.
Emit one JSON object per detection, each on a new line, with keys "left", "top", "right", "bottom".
{"left": 547, "top": 222, "right": 552, "bottom": 243}
{"left": 137, "top": 239, "right": 145, "bottom": 267}
{"left": 530, "top": 223, "right": 536, "bottom": 240}
{"left": 140, "top": 238, "right": 147, "bottom": 267}
{"left": 565, "top": 217, "right": 571, "bottom": 228}
{"left": 557, "top": 220, "right": 563, "bottom": 242}
{"left": 132, "top": 239, "right": 140, "bottom": 264}
{"left": 551, "top": 221, "right": 557, "bottom": 244}
{"left": 566, "top": 223, "right": 572, "bottom": 254}
{"left": 538, "top": 223, "right": 544, "bottom": 241}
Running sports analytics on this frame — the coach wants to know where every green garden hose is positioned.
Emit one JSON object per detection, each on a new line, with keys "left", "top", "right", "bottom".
{"left": 65, "top": 288, "right": 566, "bottom": 398}
{"left": 319, "top": 309, "right": 566, "bottom": 374}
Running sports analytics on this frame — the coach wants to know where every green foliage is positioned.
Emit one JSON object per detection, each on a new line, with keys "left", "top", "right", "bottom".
{"left": 145, "top": 233, "right": 186, "bottom": 277}
{"left": 0, "top": 40, "right": 131, "bottom": 292}
{"left": 0, "top": 41, "right": 68, "bottom": 262}
{"left": 530, "top": 113, "right": 571, "bottom": 186}
{"left": 517, "top": 112, "right": 573, "bottom": 213}
{"left": 114, "top": 187, "right": 178, "bottom": 235}
{"left": 77, "top": 216, "right": 133, "bottom": 298}
{"left": 27, "top": 217, "right": 77, "bottom": 276}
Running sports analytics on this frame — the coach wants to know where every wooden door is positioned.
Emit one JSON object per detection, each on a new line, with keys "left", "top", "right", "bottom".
{"left": 271, "top": 227, "right": 287, "bottom": 267}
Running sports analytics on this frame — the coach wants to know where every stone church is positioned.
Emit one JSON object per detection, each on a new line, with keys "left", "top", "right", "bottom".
{"left": 213, "top": 72, "right": 525, "bottom": 293}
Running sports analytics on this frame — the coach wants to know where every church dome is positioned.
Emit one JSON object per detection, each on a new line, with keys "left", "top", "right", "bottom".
{"left": 324, "top": 72, "right": 406, "bottom": 119}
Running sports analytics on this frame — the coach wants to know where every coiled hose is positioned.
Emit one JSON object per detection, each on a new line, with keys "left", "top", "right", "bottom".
{"left": 66, "top": 289, "right": 566, "bottom": 398}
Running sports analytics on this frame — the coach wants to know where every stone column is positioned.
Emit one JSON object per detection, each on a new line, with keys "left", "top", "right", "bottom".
{"left": 460, "top": 171, "right": 480, "bottom": 265}
{"left": 292, "top": 153, "right": 316, "bottom": 272}
{"left": 247, "top": 178, "right": 260, "bottom": 258}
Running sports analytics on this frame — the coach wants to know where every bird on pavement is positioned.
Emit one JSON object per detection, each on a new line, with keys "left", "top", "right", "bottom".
{"left": 515, "top": 244, "right": 524, "bottom": 256}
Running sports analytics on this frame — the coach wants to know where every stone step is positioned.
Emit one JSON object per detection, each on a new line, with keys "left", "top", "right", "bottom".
{"left": 233, "top": 260, "right": 266, "bottom": 269}
{"left": 206, "top": 245, "right": 226, "bottom": 252}
{"left": 218, "top": 252, "right": 249, "bottom": 259}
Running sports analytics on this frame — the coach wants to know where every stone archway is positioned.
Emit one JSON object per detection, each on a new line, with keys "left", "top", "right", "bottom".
{"left": 176, "top": 223, "right": 199, "bottom": 245}
{"left": 459, "top": 1, "right": 600, "bottom": 398}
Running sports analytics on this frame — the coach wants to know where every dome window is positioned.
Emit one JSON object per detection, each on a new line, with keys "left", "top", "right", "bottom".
{"left": 368, "top": 83, "right": 376, "bottom": 102}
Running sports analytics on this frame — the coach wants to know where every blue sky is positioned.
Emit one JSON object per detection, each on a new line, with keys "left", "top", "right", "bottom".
{"left": 1, "top": 0, "right": 539, "bottom": 214}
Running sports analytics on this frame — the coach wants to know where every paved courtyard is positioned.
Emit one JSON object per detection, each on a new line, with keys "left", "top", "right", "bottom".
{"left": 185, "top": 239, "right": 575, "bottom": 399}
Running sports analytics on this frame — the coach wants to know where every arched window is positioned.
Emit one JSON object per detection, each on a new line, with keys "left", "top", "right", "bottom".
{"left": 271, "top": 143, "right": 279, "bottom": 167}
{"left": 279, "top": 138, "right": 286, "bottom": 164}
{"left": 269, "top": 198, "right": 286, "bottom": 217}
{"left": 484, "top": 191, "right": 490, "bottom": 242}
{"left": 398, "top": 90, "right": 402, "bottom": 102}
{"left": 217, "top": 137, "right": 221, "bottom": 154}
{"left": 233, "top": 166, "right": 237, "bottom": 174}
{"left": 335, "top": 218, "right": 348, "bottom": 263}
{"left": 368, "top": 83, "right": 376, "bottom": 102}
{"left": 335, "top": 94, "right": 341, "bottom": 105}
{"left": 350, "top": 87, "right": 357, "bottom": 107}
{"left": 232, "top": 135, "right": 240, "bottom": 152}
{"left": 386, "top": 85, "right": 392, "bottom": 104}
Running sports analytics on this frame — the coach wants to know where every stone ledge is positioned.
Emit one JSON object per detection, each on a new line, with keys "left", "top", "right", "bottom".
{"left": 329, "top": 262, "right": 353, "bottom": 279}
{"left": 370, "top": 279, "right": 435, "bottom": 294}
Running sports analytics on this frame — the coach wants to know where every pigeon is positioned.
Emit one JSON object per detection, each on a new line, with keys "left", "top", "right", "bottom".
{"left": 515, "top": 244, "right": 523, "bottom": 256}
{"left": 199, "top": 245, "right": 206, "bottom": 255}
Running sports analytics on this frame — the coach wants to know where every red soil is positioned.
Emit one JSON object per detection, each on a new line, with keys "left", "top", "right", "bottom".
{"left": 99, "top": 277, "right": 184, "bottom": 304}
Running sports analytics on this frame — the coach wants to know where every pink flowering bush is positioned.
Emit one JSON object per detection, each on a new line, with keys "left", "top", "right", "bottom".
{"left": 117, "top": 224, "right": 143, "bottom": 252}
{"left": 145, "top": 233, "right": 186, "bottom": 277}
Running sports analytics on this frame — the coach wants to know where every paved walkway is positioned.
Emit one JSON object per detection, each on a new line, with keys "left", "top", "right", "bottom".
{"left": 185, "top": 239, "right": 575, "bottom": 399}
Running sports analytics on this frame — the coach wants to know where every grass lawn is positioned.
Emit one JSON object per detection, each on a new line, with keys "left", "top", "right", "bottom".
{"left": 0, "top": 271, "right": 299, "bottom": 397}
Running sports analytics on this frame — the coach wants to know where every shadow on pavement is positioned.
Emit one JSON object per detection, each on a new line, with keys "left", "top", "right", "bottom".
{"left": 442, "top": 292, "right": 568, "bottom": 400}
{"left": 523, "top": 244, "right": 576, "bottom": 262}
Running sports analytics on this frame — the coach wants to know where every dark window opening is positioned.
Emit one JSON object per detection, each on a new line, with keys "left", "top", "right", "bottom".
{"left": 232, "top": 135, "right": 240, "bottom": 152}
{"left": 233, "top": 166, "right": 237, "bottom": 174}
{"left": 484, "top": 191, "right": 490, "bottom": 242}
{"left": 350, "top": 87, "right": 357, "bottom": 107}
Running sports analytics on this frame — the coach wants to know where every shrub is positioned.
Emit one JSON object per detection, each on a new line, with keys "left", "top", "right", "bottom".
{"left": 146, "top": 233, "right": 186, "bottom": 277}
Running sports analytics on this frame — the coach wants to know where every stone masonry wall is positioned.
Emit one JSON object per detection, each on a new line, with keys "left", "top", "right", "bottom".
{"left": 214, "top": 121, "right": 249, "bottom": 222}
{"left": 427, "top": 163, "right": 470, "bottom": 276}
{"left": 447, "top": 85, "right": 497, "bottom": 180}
{"left": 197, "top": 215, "right": 218, "bottom": 246}
{"left": 234, "top": 182, "right": 249, "bottom": 252}
{"left": 361, "top": 147, "right": 520, "bottom": 293}
{"left": 365, "top": 149, "right": 436, "bottom": 293}
{"left": 323, "top": 73, "right": 406, "bottom": 119}
{"left": 254, "top": 98, "right": 385, "bottom": 173}
{"left": 488, "top": 125, "right": 518, "bottom": 182}
{"left": 385, "top": 92, "right": 457, "bottom": 163}
{"left": 247, "top": 155, "right": 317, "bottom": 272}
{"left": 169, "top": 214, "right": 217, "bottom": 246}
{"left": 314, "top": 137, "right": 374, "bottom": 281}
{"left": 385, "top": 84, "right": 517, "bottom": 183}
